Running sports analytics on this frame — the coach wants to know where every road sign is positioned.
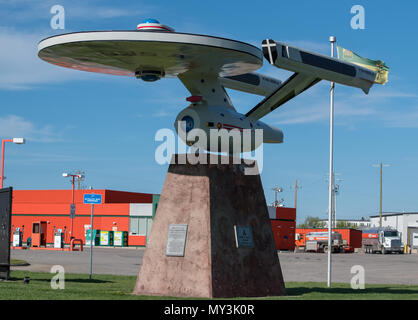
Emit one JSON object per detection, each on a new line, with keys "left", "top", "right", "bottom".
{"left": 83, "top": 193, "right": 102, "bottom": 204}
{"left": 83, "top": 193, "right": 102, "bottom": 280}
{"left": 70, "top": 204, "right": 75, "bottom": 218}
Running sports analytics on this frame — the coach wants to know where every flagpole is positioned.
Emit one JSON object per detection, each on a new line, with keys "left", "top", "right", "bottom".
{"left": 327, "top": 35, "right": 336, "bottom": 288}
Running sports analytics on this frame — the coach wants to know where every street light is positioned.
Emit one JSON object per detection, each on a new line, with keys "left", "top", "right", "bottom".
{"left": 62, "top": 172, "right": 84, "bottom": 240}
{"left": 1, "top": 138, "right": 25, "bottom": 189}
{"left": 272, "top": 187, "right": 283, "bottom": 207}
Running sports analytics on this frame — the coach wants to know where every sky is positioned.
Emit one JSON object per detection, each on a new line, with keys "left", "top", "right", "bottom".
{"left": 1, "top": 0, "right": 417, "bottom": 224}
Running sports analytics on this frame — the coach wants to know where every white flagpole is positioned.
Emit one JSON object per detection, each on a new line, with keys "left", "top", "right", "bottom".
{"left": 327, "top": 35, "right": 336, "bottom": 288}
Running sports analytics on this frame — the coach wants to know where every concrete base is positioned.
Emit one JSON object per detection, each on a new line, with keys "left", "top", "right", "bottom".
{"left": 133, "top": 154, "right": 286, "bottom": 298}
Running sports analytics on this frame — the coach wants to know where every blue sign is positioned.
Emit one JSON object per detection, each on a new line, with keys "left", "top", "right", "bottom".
{"left": 83, "top": 193, "right": 102, "bottom": 204}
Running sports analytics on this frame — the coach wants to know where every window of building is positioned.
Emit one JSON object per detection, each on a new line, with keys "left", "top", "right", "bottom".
{"left": 129, "top": 217, "right": 153, "bottom": 236}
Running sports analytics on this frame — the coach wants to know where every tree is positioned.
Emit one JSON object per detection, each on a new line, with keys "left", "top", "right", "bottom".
{"left": 336, "top": 221, "right": 359, "bottom": 229}
{"left": 297, "top": 216, "right": 326, "bottom": 228}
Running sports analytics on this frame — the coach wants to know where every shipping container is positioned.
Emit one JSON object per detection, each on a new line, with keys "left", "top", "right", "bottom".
{"left": 271, "top": 220, "right": 296, "bottom": 251}
{"left": 269, "top": 206, "right": 296, "bottom": 251}
{"left": 268, "top": 206, "right": 296, "bottom": 220}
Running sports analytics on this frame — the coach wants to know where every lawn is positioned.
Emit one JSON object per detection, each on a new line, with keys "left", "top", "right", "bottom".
{"left": 1, "top": 270, "right": 418, "bottom": 300}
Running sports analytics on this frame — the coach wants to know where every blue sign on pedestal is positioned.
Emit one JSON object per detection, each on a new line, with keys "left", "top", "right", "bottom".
{"left": 83, "top": 193, "right": 102, "bottom": 204}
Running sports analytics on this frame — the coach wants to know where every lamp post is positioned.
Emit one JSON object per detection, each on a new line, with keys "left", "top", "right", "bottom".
{"left": 327, "top": 35, "right": 336, "bottom": 288}
{"left": 62, "top": 172, "right": 84, "bottom": 240}
{"left": 272, "top": 187, "right": 283, "bottom": 207}
{"left": 1, "top": 138, "right": 25, "bottom": 189}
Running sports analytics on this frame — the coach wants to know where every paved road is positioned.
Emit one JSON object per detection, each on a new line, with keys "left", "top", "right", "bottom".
{"left": 11, "top": 248, "right": 418, "bottom": 285}
{"left": 11, "top": 247, "right": 145, "bottom": 276}
{"left": 278, "top": 251, "right": 418, "bottom": 285}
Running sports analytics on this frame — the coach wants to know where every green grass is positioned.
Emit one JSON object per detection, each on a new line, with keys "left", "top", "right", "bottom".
{"left": 10, "top": 259, "right": 29, "bottom": 266}
{"left": 1, "top": 270, "right": 418, "bottom": 300}
{"left": 279, "top": 282, "right": 418, "bottom": 300}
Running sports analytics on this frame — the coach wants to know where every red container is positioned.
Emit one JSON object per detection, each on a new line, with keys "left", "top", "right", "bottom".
{"left": 271, "top": 220, "right": 296, "bottom": 251}
{"left": 276, "top": 207, "right": 296, "bottom": 220}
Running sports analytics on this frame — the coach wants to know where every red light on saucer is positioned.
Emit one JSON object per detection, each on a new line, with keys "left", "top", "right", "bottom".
{"left": 186, "top": 96, "right": 202, "bottom": 103}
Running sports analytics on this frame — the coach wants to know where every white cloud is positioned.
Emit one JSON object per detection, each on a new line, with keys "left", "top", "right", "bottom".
{"left": 68, "top": 6, "right": 147, "bottom": 19}
{"left": 0, "top": 1, "right": 150, "bottom": 23}
{"left": 152, "top": 110, "right": 174, "bottom": 118}
{"left": 0, "top": 28, "right": 100, "bottom": 90}
{"left": 269, "top": 85, "right": 418, "bottom": 129}
{"left": 380, "top": 107, "right": 418, "bottom": 128}
{"left": 351, "top": 90, "right": 418, "bottom": 99}
{"left": 0, "top": 115, "right": 62, "bottom": 142}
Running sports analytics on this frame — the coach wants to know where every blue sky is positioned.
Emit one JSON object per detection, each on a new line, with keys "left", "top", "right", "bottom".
{"left": 1, "top": 0, "right": 417, "bottom": 223}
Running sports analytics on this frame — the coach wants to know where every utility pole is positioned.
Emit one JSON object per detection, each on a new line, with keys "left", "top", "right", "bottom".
{"left": 62, "top": 172, "right": 84, "bottom": 240}
{"left": 325, "top": 173, "right": 340, "bottom": 230}
{"left": 332, "top": 174, "right": 336, "bottom": 228}
{"left": 75, "top": 170, "right": 85, "bottom": 189}
{"left": 293, "top": 179, "right": 301, "bottom": 210}
{"left": 373, "top": 162, "right": 390, "bottom": 227}
{"left": 332, "top": 176, "right": 342, "bottom": 228}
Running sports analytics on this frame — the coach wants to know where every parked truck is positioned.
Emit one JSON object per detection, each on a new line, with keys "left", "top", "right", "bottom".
{"left": 302, "top": 231, "right": 346, "bottom": 253}
{"left": 362, "top": 228, "right": 404, "bottom": 254}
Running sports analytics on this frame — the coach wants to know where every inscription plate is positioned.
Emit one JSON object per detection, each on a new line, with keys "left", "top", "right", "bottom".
{"left": 166, "top": 224, "right": 188, "bottom": 257}
{"left": 234, "top": 225, "right": 254, "bottom": 248}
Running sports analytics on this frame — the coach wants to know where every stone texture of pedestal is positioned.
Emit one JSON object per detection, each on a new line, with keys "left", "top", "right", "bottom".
{"left": 133, "top": 154, "right": 286, "bottom": 298}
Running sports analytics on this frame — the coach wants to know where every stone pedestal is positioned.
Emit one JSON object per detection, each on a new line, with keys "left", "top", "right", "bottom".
{"left": 133, "top": 155, "right": 286, "bottom": 298}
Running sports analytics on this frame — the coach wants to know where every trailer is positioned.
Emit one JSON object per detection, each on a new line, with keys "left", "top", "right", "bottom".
{"left": 362, "top": 227, "right": 404, "bottom": 254}
{"left": 296, "top": 228, "right": 361, "bottom": 253}
{"left": 300, "top": 231, "right": 346, "bottom": 253}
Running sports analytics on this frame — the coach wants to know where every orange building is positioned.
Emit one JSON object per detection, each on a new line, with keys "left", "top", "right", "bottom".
{"left": 11, "top": 189, "right": 159, "bottom": 247}
{"left": 269, "top": 206, "right": 296, "bottom": 251}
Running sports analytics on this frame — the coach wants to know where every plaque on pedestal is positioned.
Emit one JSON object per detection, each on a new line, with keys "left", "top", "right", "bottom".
{"left": 166, "top": 224, "right": 188, "bottom": 257}
{"left": 234, "top": 225, "right": 255, "bottom": 248}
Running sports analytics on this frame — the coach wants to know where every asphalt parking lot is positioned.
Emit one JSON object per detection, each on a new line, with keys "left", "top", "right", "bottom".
{"left": 11, "top": 248, "right": 418, "bottom": 285}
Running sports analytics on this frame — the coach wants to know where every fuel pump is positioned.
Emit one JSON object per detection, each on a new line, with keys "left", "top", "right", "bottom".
{"left": 54, "top": 226, "right": 65, "bottom": 249}
{"left": 12, "top": 225, "right": 23, "bottom": 247}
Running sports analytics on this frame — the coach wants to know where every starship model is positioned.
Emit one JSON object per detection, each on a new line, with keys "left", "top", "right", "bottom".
{"left": 38, "top": 19, "right": 377, "bottom": 153}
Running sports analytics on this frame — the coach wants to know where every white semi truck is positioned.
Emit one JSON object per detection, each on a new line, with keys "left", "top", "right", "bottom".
{"left": 362, "top": 228, "right": 404, "bottom": 254}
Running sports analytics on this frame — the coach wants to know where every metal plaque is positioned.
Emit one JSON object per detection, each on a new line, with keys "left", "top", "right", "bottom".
{"left": 166, "top": 224, "right": 188, "bottom": 257}
{"left": 0, "top": 187, "right": 12, "bottom": 280}
{"left": 234, "top": 225, "right": 255, "bottom": 248}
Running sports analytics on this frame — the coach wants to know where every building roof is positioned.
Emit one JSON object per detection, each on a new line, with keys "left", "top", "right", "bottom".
{"left": 12, "top": 189, "right": 154, "bottom": 204}
{"left": 370, "top": 212, "right": 418, "bottom": 218}
{"left": 319, "top": 219, "right": 370, "bottom": 222}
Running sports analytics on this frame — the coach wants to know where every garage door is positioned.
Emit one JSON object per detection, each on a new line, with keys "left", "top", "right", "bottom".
{"left": 413, "top": 232, "right": 418, "bottom": 247}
